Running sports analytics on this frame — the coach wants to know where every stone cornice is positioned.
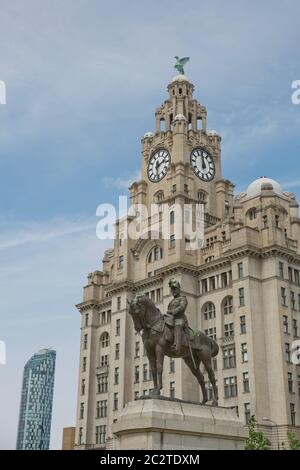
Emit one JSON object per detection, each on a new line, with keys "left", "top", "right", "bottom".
{"left": 76, "top": 298, "right": 112, "bottom": 313}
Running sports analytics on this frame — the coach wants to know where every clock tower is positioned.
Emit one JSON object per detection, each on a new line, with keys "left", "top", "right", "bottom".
{"left": 131, "top": 73, "right": 235, "bottom": 226}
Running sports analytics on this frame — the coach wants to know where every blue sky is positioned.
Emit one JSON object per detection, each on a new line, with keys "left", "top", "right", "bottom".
{"left": 0, "top": 0, "right": 299, "bottom": 449}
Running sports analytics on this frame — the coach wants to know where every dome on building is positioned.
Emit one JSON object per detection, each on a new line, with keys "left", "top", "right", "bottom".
{"left": 143, "top": 132, "right": 154, "bottom": 138}
{"left": 246, "top": 177, "right": 283, "bottom": 198}
{"left": 171, "top": 74, "right": 189, "bottom": 83}
{"left": 174, "top": 114, "right": 186, "bottom": 121}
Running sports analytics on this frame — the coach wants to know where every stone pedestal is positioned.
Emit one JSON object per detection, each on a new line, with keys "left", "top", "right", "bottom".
{"left": 112, "top": 396, "right": 247, "bottom": 450}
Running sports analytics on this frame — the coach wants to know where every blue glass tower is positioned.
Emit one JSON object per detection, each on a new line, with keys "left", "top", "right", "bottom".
{"left": 16, "top": 349, "right": 56, "bottom": 450}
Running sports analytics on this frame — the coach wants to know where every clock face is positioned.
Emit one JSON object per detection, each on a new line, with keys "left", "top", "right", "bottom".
{"left": 190, "top": 148, "right": 215, "bottom": 181}
{"left": 147, "top": 148, "right": 171, "bottom": 182}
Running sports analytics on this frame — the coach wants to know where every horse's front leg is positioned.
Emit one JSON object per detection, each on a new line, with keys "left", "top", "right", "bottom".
{"left": 155, "top": 344, "right": 165, "bottom": 393}
{"left": 145, "top": 340, "right": 158, "bottom": 390}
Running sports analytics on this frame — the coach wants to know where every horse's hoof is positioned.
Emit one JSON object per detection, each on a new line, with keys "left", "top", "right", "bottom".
{"left": 200, "top": 399, "right": 208, "bottom": 405}
{"left": 212, "top": 400, "right": 218, "bottom": 407}
{"left": 150, "top": 388, "right": 161, "bottom": 397}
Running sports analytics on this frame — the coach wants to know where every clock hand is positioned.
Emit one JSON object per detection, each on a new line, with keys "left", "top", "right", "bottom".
{"left": 201, "top": 156, "right": 206, "bottom": 170}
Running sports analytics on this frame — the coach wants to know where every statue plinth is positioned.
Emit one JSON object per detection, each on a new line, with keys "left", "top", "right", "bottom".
{"left": 112, "top": 397, "right": 247, "bottom": 450}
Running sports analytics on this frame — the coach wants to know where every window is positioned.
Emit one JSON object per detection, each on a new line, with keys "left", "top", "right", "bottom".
{"left": 170, "top": 234, "right": 176, "bottom": 249}
{"left": 281, "top": 287, "right": 287, "bottom": 306}
{"left": 238, "top": 263, "right": 244, "bottom": 279}
{"left": 83, "top": 334, "right": 88, "bottom": 350}
{"left": 156, "top": 288, "right": 163, "bottom": 304}
{"left": 288, "top": 267, "right": 293, "bottom": 282}
{"left": 143, "top": 363, "right": 148, "bottom": 381}
{"left": 240, "top": 315, "right": 246, "bottom": 334}
{"left": 170, "top": 381, "right": 175, "bottom": 398}
{"left": 275, "top": 215, "right": 280, "bottom": 227}
{"left": 290, "top": 403, "right": 296, "bottom": 426}
{"left": 225, "top": 200, "right": 230, "bottom": 216}
{"left": 135, "top": 341, "right": 140, "bottom": 358}
{"left": 244, "top": 403, "right": 251, "bottom": 424}
{"left": 97, "top": 375, "right": 108, "bottom": 393}
{"left": 96, "top": 400, "right": 107, "bottom": 418}
{"left": 134, "top": 366, "right": 140, "bottom": 383}
{"left": 293, "top": 319, "right": 298, "bottom": 337}
{"left": 81, "top": 379, "right": 85, "bottom": 395}
{"left": 113, "top": 393, "right": 118, "bottom": 411}
{"left": 283, "top": 315, "right": 289, "bottom": 334}
{"left": 291, "top": 292, "right": 296, "bottom": 310}
{"left": 82, "top": 357, "right": 87, "bottom": 372}
{"left": 95, "top": 425, "right": 106, "bottom": 445}
{"left": 239, "top": 288, "right": 245, "bottom": 307}
{"left": 170, "top": 358, "right": 175, "bottom": 373}
{"left": 148, "top": 246, "right": 163, "bottom": 262}
{"left": 298, "top": 376, "right": 300, "bottom": 397}
{"left": 184, "top": 183, "right": 188, "bottom": 193}
{"left": 298, "top": 294, "right": 300, "bottom": 312}
{"left": 117, "top": 296, "right": 121, "bottom": 310}
{"left": 85, "top": 313, "right": 89, "bottom": 327}
{"left": 209, "top": 276, "right": 216, "bottom": 290}
{"left": 288, "top": 373, "right": 293, "bottom": 393}
{"left": 295, "top": 269, "right": 300, "bottom": 285}
{"left": 223, "top": 296, "right": 233, "bottom": 315}
{"left": 78, "top": 428, "right": 83, "bottom": 445}
{"left": 80, "top": 402, "right": 84, "bottom": 419}
{"left": 100, "top": 312, "right": 106, "bottom": 325}
{"left": 223, "top": 348, "right": 236, "bottom": 369}
{"left": 279, "top": 262, "right": 284, "bottom": 279}
{"left": 263, "top": 215, "right": 268, "bottom": 228}
{"left": 116, "top": 319, "right": 120, "bottom": 336}
{"left": 249, "top": 209, "right": 256, "bottom": 220}
{"left": 134, "top": 391, "right": 139, "bottom": 400}
{"left": 224, "top": 323, "right": 234, "bottom": 337}
{"left": 114, "top": 367, "right": 119, "bottom": 385}
{"left": 198, "top": 191, "right": 206, "bottom": 203}
{"left": 202, "top": 279, "right": 208, "bottom": 294}
{"left": 101, "top": 332, "right": 109, "bottom": 348}
{"left": 221, "top": 272, "right": 228, "bottom": 288}
{"left": 170, "top": 211, "right": 175, "bottom": 225}
{"left": 205, "top": 327, "right": 216, "bottom": 340}
{"left": 172, "top": 184, "right": 176, "bottom": 193}
{"left": 224, "top": 376, "right": 237, "bottom": 398}
{"left": 115, "top": 343, "right": 120, "bottom": 360}
{"left": 118, "top": 255, "right": 124, "bottom": 269}
{"left": 243, "top": 372, "right": 250, "bottom": 393}
{"left": 285, "top": 343, "right": 291, "bottom": 363}
{"left": 241, "top": 343, "right": 248, "bottom": 363}
{"left": 203, "top": 302, "right": 216, "bottom": 320}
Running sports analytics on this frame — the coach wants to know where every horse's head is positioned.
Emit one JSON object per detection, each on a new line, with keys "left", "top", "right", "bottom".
{"left": 128, "top": 295, "right": 147, "bottom": 333}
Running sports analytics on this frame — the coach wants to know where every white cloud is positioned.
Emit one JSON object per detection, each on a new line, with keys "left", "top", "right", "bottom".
{"left": 101, "top": 169, "right": 140, "bottom": 190}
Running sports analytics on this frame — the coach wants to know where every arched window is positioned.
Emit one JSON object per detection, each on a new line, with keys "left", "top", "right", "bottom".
{"left": 198, "top": 191, "right": 207, "bottom": 203}
{"left": 155, "top": 190, "right": 164, "bottom": 202}
{"left": 248, "top": 208, "right": 257, "bottom": 221}
{"left": 222, "top": 296, "right": 233, "bottom": 315}
{"left": 170, "top": 210, "right": 175, "bottom": 225}
{"left": 148, "top": 246, "right": 163, "bottom": 263}
{"left": 100, "top": 332, "right": 109, "bottom": 348}
{"left": 202, "top": 302, "right": 216, "bottom": 321}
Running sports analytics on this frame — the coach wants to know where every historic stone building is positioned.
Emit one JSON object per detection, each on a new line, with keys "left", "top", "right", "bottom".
{"left": 75, "top": 72, "right": 300, "bottom": 449}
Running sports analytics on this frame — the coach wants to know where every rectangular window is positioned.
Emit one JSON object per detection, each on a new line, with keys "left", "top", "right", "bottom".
{"left": 224, "top": 376, "right": 237, "bottom": 398}
{"left": 134, "top": 365, "right": 140, "bottom": 383}
{"left": 81, "top": 379, "right": 85, "bottom": 395}
{"left": 202, "top": 279, "right": 208, "bottom": 294}
{"left": 294, "top": 269, "right": 300, "bottom": 286}
{"left": 170, "top": 381, "right": 175, "bottom": 399}
{"left": 239, "top": 288, "right": 245, "bottom": 307}
{"left": 293, "top": 319, "right": 298, "bottom": 338}
{"left": 85, "top": 313, "right": 89, "bottom": 327}
{"left": 134, "top": 391, "right": 139, "bottom": 400}
{"left": 238, "top": 263, "right": 244, "bottom": 279}
{"left": 290, "top": 403, "right": 296, "bottom": 426}
{"left": 80, "top": 402, "right": 84, "bottom": 419}
{"left": 244, "top": 403, "right": 251, "bottom": 424}
{"left": 95, "top": 425, "right": 107, "bottom": 445}
{"left": 279, "top": 262, "right": 284, "bottom": 279}
{"left": 156, "top": 288, "right": 163, "bottom": 304}
{"left": 118, "top": 256, "right": 124, "bottom": 269}
{"left": 291, "top": 292, "right": 296, "bottom": 310}
{"left": 83, "top": 334, "right": 88, "bottom": 350}
{"left": 262, "top": 215, "right": 268, "bottom": 228}
{"left": 285, "top": 343, "right": 291, "bottom": 363}
{"left": 288, "top": 373, "right": 293, "bottom": 393}
{"left": 100, "top": 355, "right": 108, "bottom": 367}
{"left": 240, "top": 315, "right": 246, "bottom": 334}
{"left": 143, "top": 363, "right": 148, "bottom": 382}
{"left": 298, "top": 294, "right": 300, "bottom": 312}
{"left": 170, "top": 358, "right": 175, "bottom": 373}
{"left": 82, "top": 357, "right": 87, "bottom": 372}
{"left": 107, "top": 310, "right": 111, "bottom": 323}
{"left": 209, "top": 276, "right": 216, "bottom": 290}
{"left": 243, "top": 372, "right": 250, "bottom": 393}
{"left": 135, "top": 341, "right": 140, "bottom": 358}
{"left": 170, "top": 234, "right": 176, "bottom": 249}
{"left": 289, "top": 267, "right": 293, "bottom": 282}
{"left": 221, "top": 272, "right": 228, "bottom": 288}
{"left": 117, "top": 296, "right": 121, "bottom": 310}
{"left": 223, "top": 348, "right": 236, "bottom": 369}
{"left": 241, "top": 343, "right": 248, "bottom": 363}
{"left": 97, "top": 375, "right": 108, "bottom": 393}
{"left": 115, "top": 343, "right": 120, "bottom": 360}
{"left": 283, "top": 315, "right": 289, "bottom": 334}
{"left": 101, "top": 312, "right": 106, "bottom": 325}
{"left": 281, "top": 287, "right": 287, "bottom": 306}
{"left": 113, "top": 393, "right": 118, "bottom": 411}
{"left": 78, "top": 428, "right": 83, "bottom": 445}
{"left": 116, "top": 319, "right": 120, "bottom": 336}
{"left": 224, "top": 323, "right": 234, "bottom": 337}
{"left": 114, "top": 367, "right": 119, "bottom": 385}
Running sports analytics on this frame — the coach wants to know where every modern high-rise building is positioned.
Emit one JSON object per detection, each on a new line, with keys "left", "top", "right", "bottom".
{"left": 16, "top": 348, "right": 56, "bottom": 450}
{"left": 74, "top": 71, "right": 300, "bottom": 449}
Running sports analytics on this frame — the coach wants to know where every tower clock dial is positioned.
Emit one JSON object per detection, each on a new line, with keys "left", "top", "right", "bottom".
{"left": 190, "top": 148, "right": 215, "bottom": 181}
{"left": 147, "top": 148, "right": 171, "bottom": 182}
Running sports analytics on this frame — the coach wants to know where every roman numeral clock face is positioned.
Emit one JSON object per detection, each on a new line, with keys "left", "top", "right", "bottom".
{"left": 191, "top": 148, "right": 215, "bottom": 181}
{"left": 147, "top": 148, "right": 171, "bottom": 182}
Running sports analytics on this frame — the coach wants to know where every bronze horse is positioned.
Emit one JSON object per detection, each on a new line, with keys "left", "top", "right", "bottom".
{"left": 128, "top": 294, "right": 219, "bottom": 406}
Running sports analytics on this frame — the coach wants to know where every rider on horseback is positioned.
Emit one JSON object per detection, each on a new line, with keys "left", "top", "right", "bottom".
{"left": 166, "top": 279, "right": 188, "bottom": 354}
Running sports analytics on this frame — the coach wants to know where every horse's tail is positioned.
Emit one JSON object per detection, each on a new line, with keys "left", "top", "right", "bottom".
{"left": 210, "top": 338, "right": 219, "bottom": 357}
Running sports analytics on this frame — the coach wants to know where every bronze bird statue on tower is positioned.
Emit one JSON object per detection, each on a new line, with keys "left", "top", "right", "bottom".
{"left": 174, "top": 56, "right": 190, "bottom": 75}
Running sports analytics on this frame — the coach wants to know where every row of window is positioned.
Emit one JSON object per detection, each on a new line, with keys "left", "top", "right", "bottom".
{"left": 283, "top": 316, "right": 298, "bottom": 337}
{"left": 279, "top": 262, "right": 300, "bottom": 286}
{"left": 281, "top": 287, "right": 300, "bottom": 311}
{"left": 200, "top": 271, "right": 233, "bottom": 294}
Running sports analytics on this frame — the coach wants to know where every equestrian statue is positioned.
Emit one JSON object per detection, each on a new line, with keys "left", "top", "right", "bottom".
{"left": 128, "top": 279, "right": 219, "bottom": 406}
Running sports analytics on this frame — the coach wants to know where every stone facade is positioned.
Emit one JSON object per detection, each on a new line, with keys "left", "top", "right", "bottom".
{"left": 74, "top": 74, "right": 300, "bottom": 450}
